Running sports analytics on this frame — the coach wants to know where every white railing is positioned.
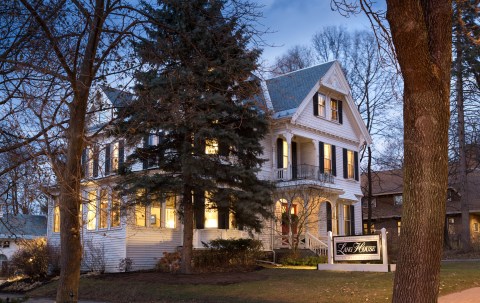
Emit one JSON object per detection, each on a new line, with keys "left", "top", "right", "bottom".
{"left": 275, "top": 168, "right": 289, "bottom": 180}
{"left": 304, "top": 232, "right": 328, "bottom": 256}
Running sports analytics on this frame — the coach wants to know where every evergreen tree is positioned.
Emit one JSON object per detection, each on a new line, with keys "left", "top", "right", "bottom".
{"left": 116, "top": 0, "right": 272, "bottom": 274}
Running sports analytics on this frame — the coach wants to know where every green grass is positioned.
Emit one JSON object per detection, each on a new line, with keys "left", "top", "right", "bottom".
{"left": 28, "top": 262, "right": 480, "bottom": 303}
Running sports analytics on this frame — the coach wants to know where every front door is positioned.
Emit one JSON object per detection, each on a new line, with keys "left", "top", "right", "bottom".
{"left": 281, "top": 203, "right": 297, "bottom": 245}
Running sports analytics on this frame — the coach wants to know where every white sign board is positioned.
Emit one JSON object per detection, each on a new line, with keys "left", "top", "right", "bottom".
{"left": 333, "top": 234, "right": 381, "bottom": 261}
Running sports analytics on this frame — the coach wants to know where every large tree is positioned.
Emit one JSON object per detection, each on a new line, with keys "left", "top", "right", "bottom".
{"left": 332, "top": 0, "right": 453, "bottom": 301}
{"left": 116, "top": 0, "right": 272, "bottom": 274}
{"left": 0, "top": 1, "right": 140, "bottom": 301}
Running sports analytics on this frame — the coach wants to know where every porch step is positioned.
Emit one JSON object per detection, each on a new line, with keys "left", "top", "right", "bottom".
{"left": 273, "top": 249, "right": 317, "bottom": 263}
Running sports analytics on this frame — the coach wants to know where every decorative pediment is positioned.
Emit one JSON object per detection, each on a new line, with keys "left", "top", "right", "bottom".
{"left": 321, "top": 66, "right": 349, "bottom": 95}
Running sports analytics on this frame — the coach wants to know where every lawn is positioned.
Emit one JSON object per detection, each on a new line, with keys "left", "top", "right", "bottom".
{"left": 28, "top": 262, "right": 480, "bottom": 303}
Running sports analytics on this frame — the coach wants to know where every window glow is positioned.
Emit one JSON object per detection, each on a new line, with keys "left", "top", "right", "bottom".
{"left": 135, "top": 205, "right": 146, "bottom": 227}
{"left": 111, "top": 142, "right": 119, "bottom": 171}
{"left": 324, "top": 144, "right": 332, "bottom": 174}
{"left": 165, "top": 195, "right": 176, "bottom": 228}
{"left": 53, "top": 202, "right": 60, "bottom": 233}
{"left": 99, "top": 189, "right": 108, "bottom": 229}
{"left": 151, "top": 202, "right": 161, "bottom": 227}
{"left": 282, "top": 140, "right": 288, "bottom": 169}
{"left": 205, "top": 139, "right": 219, "bottom": 155}
{"left": 331, "top": 99, "right": 338, "bottom": 121}
{"left": 111, "top": 195, "right": 120, "bottom": 228}
{"left": 347, "top": 150, "right": 354, "bottom": 179}
{"left": 343, "top": 205, "right": 352, "bottom": 235}
{"left": 204, "top": 193, "right": 218, "bottom": 228}
{"left": 87, "top": 191, "right": 97, "bottom": 230}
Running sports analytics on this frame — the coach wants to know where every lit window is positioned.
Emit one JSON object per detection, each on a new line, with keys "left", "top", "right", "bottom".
{"left": 165, "top": 195, "right": 176, "bottom": 228}
{"left": 331, "top": 99, "right": 338, "bottom": 121}
{"left": 394, "top": 195, "right": 403, "bottom": 206}
{"left": 111, "top": 142, "right": 119, "bottom": 172}
{"left": 318, "top": 94, "right": 326, "bottom": 117}
{"left": 324, "top": 144, "right": 332, "bottom": 174}
{"left": 204, "top": 193, "right": 218, "bottom": 228}
{"left": 99, "top": 189, "right": 108, "bottom": 229}
{"left": 150, "top": 202, "right": 161, "bottom": 228}
{"left": 474, "top": 223, "right": 479, "bottom": 233}
{"left": 397, "top": 221, "right": 402, "bottom": 236}
{"left": 87, "top": 191, "right": 97, "bottom": 230}
{"left": 111, "top": 195, "right": 120, "bottom": 228}
{"left": 363, "top": 223, "right": 375, "bottom": 234}
{"left": 135, "top": 205, "right": 146, "bottom": 227}
{"left": 283, "top": 140, "right": 288, "bottom": 169}
{"left": 53, "top": 202, "right": 60, "bottom": 233}
{"left": 205, "top": 139, "right": 219, "bottom": 155}
{"left": 347, "top": 150, "right": 354, "bottom": 179}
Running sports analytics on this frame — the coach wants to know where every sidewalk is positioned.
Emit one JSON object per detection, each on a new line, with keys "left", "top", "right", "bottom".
{"left": 438, "top": 287, "right": 480, "bottom": 303}
{"left": 0, "top": 293, "right": 107, "bottom": 303}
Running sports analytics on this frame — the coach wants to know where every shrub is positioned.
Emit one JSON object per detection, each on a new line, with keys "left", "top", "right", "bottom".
{"left": 156, "top": 252, "right": 181, "bottom": 273}
{"left": 193, "top": 238, "right": 264, "bottom": 271}
{"left": 118, "top": 257, "right": 133, "bottom": 272}
{"left": 281, "top": 255, "right": 327, "bottom": 266}
{"left": 10, "top": 238, "right": 49, "bottom": 280}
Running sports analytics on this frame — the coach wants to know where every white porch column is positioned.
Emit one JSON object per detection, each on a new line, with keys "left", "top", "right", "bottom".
{"left": 272, "top": 137, "right": 277, "bottom": 179}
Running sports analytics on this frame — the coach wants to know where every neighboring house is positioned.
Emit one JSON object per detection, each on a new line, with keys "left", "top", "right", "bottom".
{"left": 47, "top": 61, "right": 372, "bottom": 272}
{"left": 0, "top": 214, "right": 47, "bottom": 275}
{"left": 361, "top": 168, "right": 480, "bottom": 252}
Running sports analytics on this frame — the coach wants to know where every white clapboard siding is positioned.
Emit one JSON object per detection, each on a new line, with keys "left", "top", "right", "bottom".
{"left": 125, "top": 226, "right": 183, "bottom": 271}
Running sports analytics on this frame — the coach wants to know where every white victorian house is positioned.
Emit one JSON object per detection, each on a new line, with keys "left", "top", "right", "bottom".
{"left": 47, "top": 61, "right": 371, "bottom": 272}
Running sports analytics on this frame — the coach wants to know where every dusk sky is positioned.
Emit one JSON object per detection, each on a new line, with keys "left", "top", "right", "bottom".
{"left": 258, "top": 0, "right": 372, "bottom": 66}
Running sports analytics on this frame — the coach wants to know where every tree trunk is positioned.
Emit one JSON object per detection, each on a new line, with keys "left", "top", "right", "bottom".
{"left": 454, "top": 9, "right": 471, "bottom": 251}
{"left": 180, "top": 185, "right": 193, "bottom": 274}
{"left": 367, "top": 146, "right": 373, "bottom": 234}
{"left": 386, "top": 1, "right": 452, "bottom": 302}
{"left": 56, "top": 97, "right": 88, "bottom": 303}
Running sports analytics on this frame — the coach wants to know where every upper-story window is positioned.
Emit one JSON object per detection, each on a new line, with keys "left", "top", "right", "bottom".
{"left": 343, "top": 148, "right": 358, "bottom": 181}
{"left": 318, "top": 94, "right": 326, "bottom": 117}
{"left": 362, "top": 198, "right": 377, "bottom": 208}
{"left": 331, "top": 99, "right": 339, "bottom": 121}
{"left": 324, "top": 144, "right": 332, "bottom": 174}
{"left": 347, "top": 150, "right": 354, "bottom": 178}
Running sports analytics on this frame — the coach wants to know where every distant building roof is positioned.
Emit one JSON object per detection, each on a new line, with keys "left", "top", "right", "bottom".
{"left": 265, "top": 61, "right": 335, "bottom": 113}
{"left": 100, "top": 85, "right": 135, "bottom": 107}
{"left": 0, "top": 214, "right": 47, "bottom": 239}
{"left": 361, "top": 169, "right": 404, "bottom": 196}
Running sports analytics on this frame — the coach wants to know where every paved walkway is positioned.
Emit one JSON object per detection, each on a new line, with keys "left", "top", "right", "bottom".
{"left": 0, "top": 293, "right": 107, "bottom": 303}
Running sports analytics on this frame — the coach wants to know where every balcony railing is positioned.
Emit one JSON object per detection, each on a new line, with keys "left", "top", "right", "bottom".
{"left": 274, "top": 164, "right": 334, "bottom": 184}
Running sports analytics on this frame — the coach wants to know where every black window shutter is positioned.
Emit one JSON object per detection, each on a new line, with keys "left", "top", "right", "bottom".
{"left": 93, "top": 145, "right": 99, "bottom": 178}
{"left": 313, "top": 92, "right": 319, "bottom": 116}
{"left": 319, "top": 141, "right": 324, "bottom": 174}
{"left": 277, "top": 138, "right": 283, "bottom": 169}
{"left": 142, "top": 135, "right": 149, "bottom": 170}
{"left": 338, "top": 100, "right": 343, "bottom": 124}
{"left": 81, "top": 148, "right": 87, "bottom": 178}
{"left": 332, "top": 145, "right": 337, "bottom": 176}
{"left": 350, "top": 205, "right": 355, "bottom": 235}
{"left": 291, "top": 142, "right": 297, "bottom": 179}
{"left": 118, "top": 140, "right": 125, "bottom": 169}
{"left": 194, "top": 192, "right": 205, "bottom": 229}
{"left": 218, "top": 207, "right": 229, "bottom": 230}
{"left": 354, "top": 151, "right": 359, "bottom": 181}
{"left": 105, "top": 144, "right": 111, "bottom": 175}
{"left": 326, "top": 203, "right": 332, "bottom": 232}
{"left": 343, "top": 148, "right": 348, "bottom": 179}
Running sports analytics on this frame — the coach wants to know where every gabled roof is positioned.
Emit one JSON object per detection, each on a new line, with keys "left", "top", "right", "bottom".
{"left": 0, "top": 214, "right": 47, "bottom": 238}
{"left": 361, "top": 169, "right": 404, "bottom": 196}
{"left": 99, "top": 85, "right": 135, "bottom": 107}
{"left": 265, "top": 61, "right": 335, "bottom": 113}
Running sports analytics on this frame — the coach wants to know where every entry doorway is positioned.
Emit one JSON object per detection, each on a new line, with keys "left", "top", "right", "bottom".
{"left": 281, "top": 203, "right": 298, "bottom": 245}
